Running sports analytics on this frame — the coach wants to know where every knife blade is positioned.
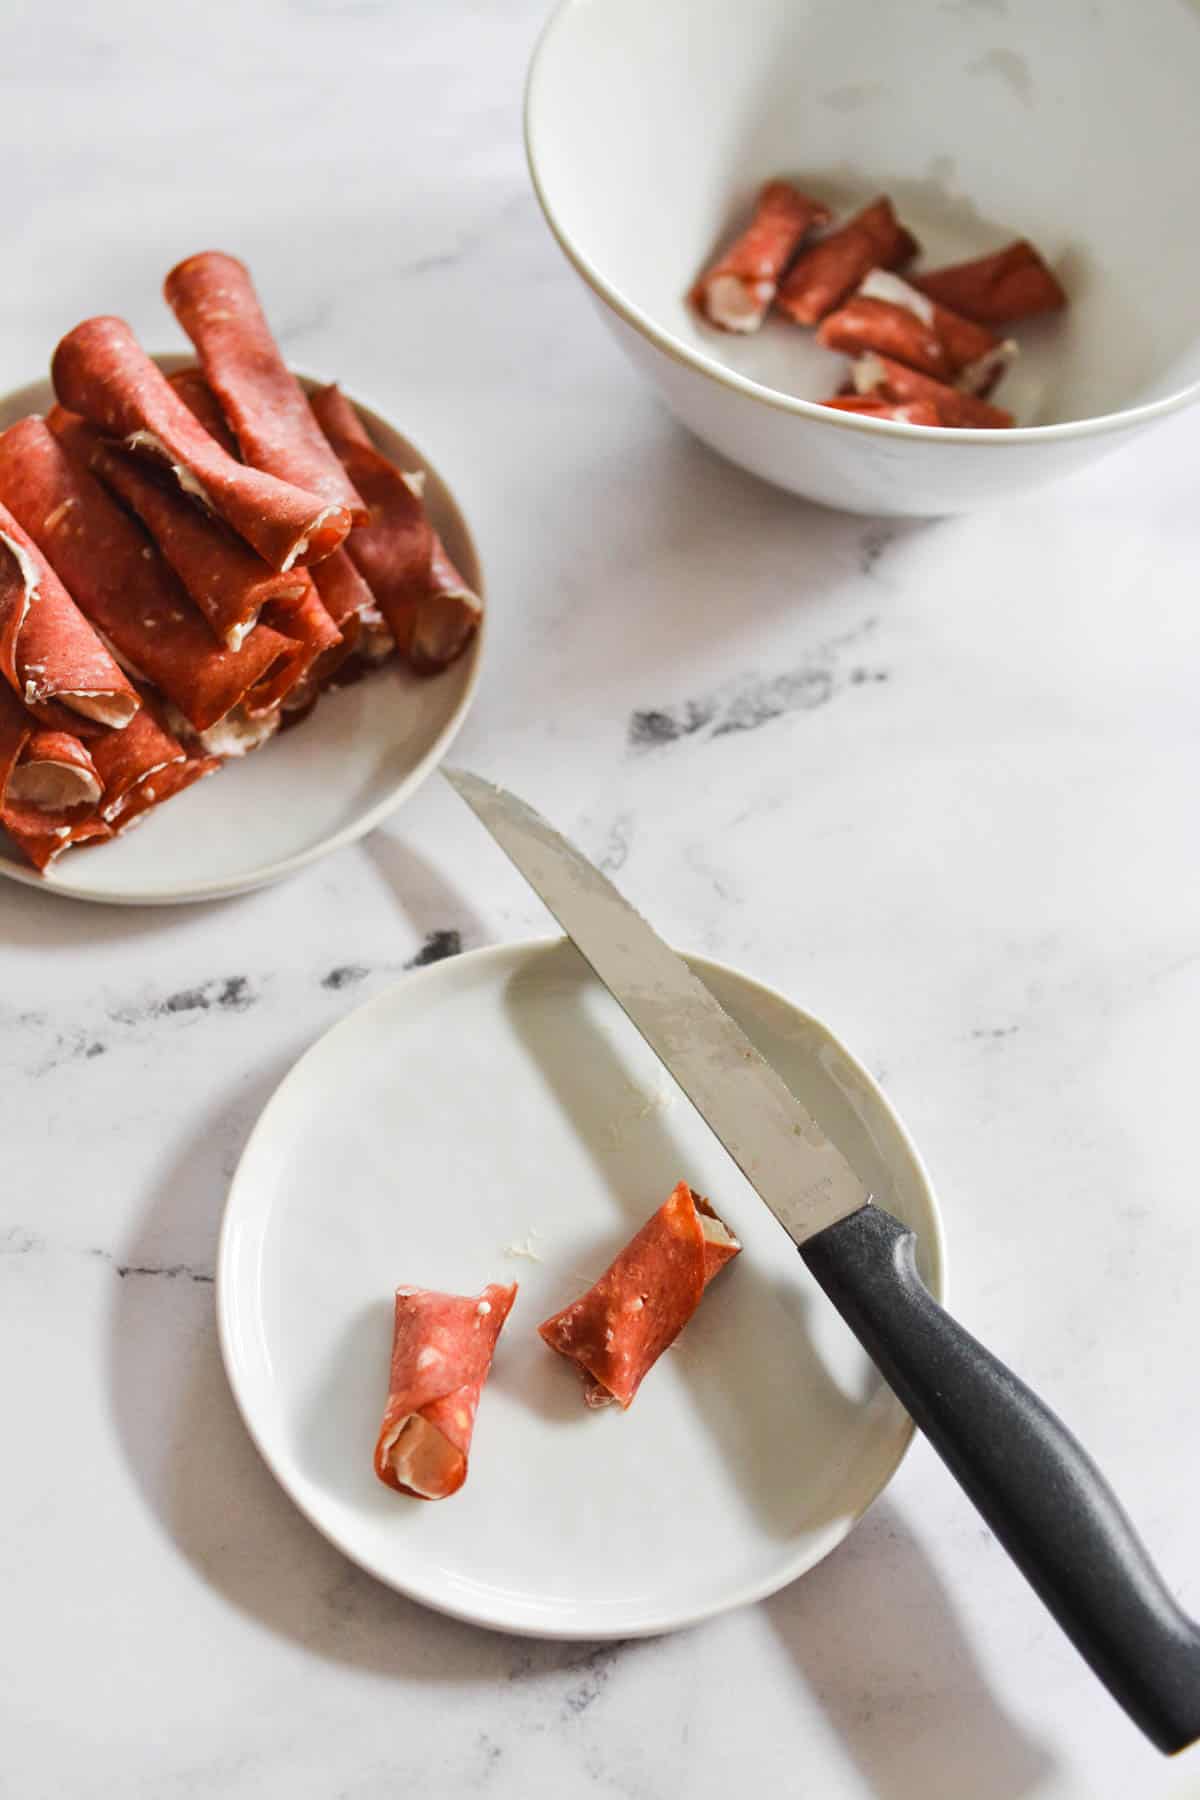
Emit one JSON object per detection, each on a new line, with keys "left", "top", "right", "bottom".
{"left": 443, "top": 766, "right": 867, "bottom": 1249}
{"left": 445, "top": 767, "right": 1200, "bottom": 1756}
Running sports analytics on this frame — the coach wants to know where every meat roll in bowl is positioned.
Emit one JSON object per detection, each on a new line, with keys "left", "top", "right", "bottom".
{"left": 526, "top": 0, "right": 1200, "bottom": 515}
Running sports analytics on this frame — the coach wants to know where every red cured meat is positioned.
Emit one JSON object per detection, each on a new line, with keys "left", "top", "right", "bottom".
{"left": 167, "top": 362, "right": 354, "bottom": 693}
{"left": 109, "top": 747, "right": 219, "bottom": 836}
{"left": 51, "top": 316, "right": 352, "bottom": 572}
{"left": 819, "top": 295, "right": 951, "bottom": 379}
{"left": 0, "top": 685, "right": 100, "bottom": 811}
{"left": 775, "top": 197, "right": 918, "bottom": 325}
{"left": 84, "top": 429, "right": 311, "bottom": 651}
{"left": 310, "top": 384, "right": 481, "bottom": 673}
{"left": 0, "top": 416, "right": 295, "bottom": 734}
{"left": 167, "top": 367, "right": 240, "bottom": 454}
{"left": 308, "top": 548, "right": 378, "bottom": 687}
{"left": 0, "top": 681, "right": 109, "bottom": 869}
{"left": 821, "top": 396, "right": 944, "bottom": 425}
{"left": 164, "top": 253, "right": 367, "bottom": 523}
{"left": 17, "top": 731, "right": 100, "bottom": 808}
{"left": 309, "top": 545, "right": 375, "bottom": 634}
{"left": 0, "top": 497, "right": 139, "bottom": 733}
{"left": 374, "top": 1282, "right": 517, "bottom": 1500}
{"left": 251, "top": 575, "right": 342, "bottom": 717}
{"left": 89, "top": 696, "right": 187, "bottom": 824}
{"left": 2, "top": 811, "right": 110, "bottom": 870}
{"left": 820, "top": 271, "right": 1014, "bottom": 391}
{"left": 538, "top": 1183, "right": 740, "bottom": 1410}
{"left": 851, "top": 353, "right": 1015, "bottom": 427}
{"left": 691, "top": 181, "right": 830, "bottom": 332}
{"left": 912, "top": 238, "right": 1067, "bottom": 324}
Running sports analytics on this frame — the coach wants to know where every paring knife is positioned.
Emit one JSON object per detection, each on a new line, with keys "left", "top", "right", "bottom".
{"left": 444, "top": 767, "right": 1200, "bottom": 1757}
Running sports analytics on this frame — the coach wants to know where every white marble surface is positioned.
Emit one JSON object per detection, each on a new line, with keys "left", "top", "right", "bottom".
{"left": 3, "top": 3, "right": 1200, "bottom": 1794}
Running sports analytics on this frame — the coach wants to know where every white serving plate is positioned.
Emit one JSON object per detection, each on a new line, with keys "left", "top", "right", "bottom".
{"left": 217, "top": 937, "right": 946, "bottom": 1639}
{"left": 0, "top": 358, "right": 483, "bottom": 904}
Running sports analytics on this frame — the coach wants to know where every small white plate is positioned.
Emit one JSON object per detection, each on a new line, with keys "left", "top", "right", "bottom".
{"left": 218, "top": 937, "right": 946, "bottom": 1639}
{"left": 0, "top": 359, "right": 483, "bottom": 905}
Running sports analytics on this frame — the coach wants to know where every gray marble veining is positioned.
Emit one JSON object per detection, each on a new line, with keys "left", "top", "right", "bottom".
{"left": 2, "top": 2, "right": 1199, "bottom": 1795}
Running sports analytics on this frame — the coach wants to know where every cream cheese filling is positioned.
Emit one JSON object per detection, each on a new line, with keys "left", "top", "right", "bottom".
{"left": 704, "top": 272, "right": 773, "bottom": 332}
{"left": 379, "top": 1415, "right": 457, "bottom": 1499}
{"left": 124, "top": 431, "right": 214, "bottom": 511}
{"left": 280, "top": 506, "right": 342, "bottom": 573}
{"left": 7, "top": 761, "right": 102, "bottom": 810}
{"left": 858, "top": 267, "right": 936, "bottom": 325}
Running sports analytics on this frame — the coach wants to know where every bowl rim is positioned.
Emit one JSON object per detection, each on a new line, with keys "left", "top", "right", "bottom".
{"left": 524, "top": 0, "right": 1200, "bottom": 448}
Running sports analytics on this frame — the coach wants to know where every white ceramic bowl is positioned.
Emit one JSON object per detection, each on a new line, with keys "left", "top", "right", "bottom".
{"left": 526, "top": 0, "right": 1200, "bottom": 515}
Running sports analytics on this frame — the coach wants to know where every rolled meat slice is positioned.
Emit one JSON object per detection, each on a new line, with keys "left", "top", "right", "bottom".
{"left": 0, "top": 415, "right": 297, "bottom": 734}
{"left": 167, "top": 366, "right": 240, "bottom": 453}
{"left": 0, "top": 498, "right": 139, "bottom": 732}
{"left": 774, "top": 196, "right": 918, "bottom": 326}
{"left": 5, "top": 730, "right": 101, "bottom": 813}
{"left": 170, "top": 368, "right": 369, "bottom": 689}
{"left": 911, "top": 238, "right": 1067, "bottom": 324}
{"left": 820, "top": 395, "right": 944, "bottom": 425}
{"left": 308, "top": 548, "right": 380, "bottom": 687}
{"left": 310, "top": 384, "right": 481, "bottom": 673}
{"left": 84, "top": 431, "right": 311, "bottom": 652}
{"left": 109, "top": 746, "right": 219, "bottom": 836}
{"left": 538, "top": 1183, "right": 741, "bottom": 1410}
{"left": 0, "top": 682, "right": 108, "bottom": 869}
{"left": 164, "top": 252, "right": 367, "bottom": 524}
{"left": 374, "top": 1282, "right": 517, "bottom": 1500}
{"left": 819, "top": 271, "right": 1016, "bottom": 393}
{"left": 2, "top": 811, "right": 110, "bottom": 871}
{"left": 51, "top": 317, "right": 352, "bottom": 572}
{"left": 88, "top": 697, "right": 186, "bottom": 823}
{"left": 818, "top": 292, "right": 951, "bottom": 379}
{"left": 253, "top": 575, "right": 343, "bottom": 717}
{"left": 850, "top": 352, "right": 1015, "bottom": 427}
{"left": 690, "top": 180, "right": 830, "bottom": 333}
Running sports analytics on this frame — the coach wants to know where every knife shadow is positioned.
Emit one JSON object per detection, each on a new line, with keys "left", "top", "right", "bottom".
{"left": 501, "top": 950, "right": 884, "bottom": 1543}
{"left": 766, "top": 1498, "right": 1058, "bottom": 1798}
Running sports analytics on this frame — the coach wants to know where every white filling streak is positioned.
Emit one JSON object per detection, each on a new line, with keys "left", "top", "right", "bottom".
{"left": 704, "top": 273, "right": 774, "bottom": 332}
{"left": 851, "top": 353, "right": 888, "bottom": 395}
{"left": 7, "top": 762, "right": 102, "bottom": 811}
{"left": 102, "top": 758, "right": 176, "bottom": 822}
{"left": 53, "top": 691, "right": 136, "bottom": 728}
{"left": 42, "top": 497, "right": 78, "bottom": 533}
{"left": 224, "top": 614, "right": 257, "bottom": 653}
{"left": 380, "top": 1415, "right": 456, "bottom": 1498}
{"left": 164, "top": 699, "right": 279, "bottom": 759}
{"left": 957, "top": 339, "right": 1018, "bottom": 395}
{"left": 358, "top": 609, "right": 396, "bottom": 664}
{"left": 124, "top": 431, "right": 214, "bottom": 511}
{"left": 699, "top": 1212, "right": 739, "bottom": 1250}
{"left": 858, "top": 268, "right": 935, "bottom": 326}
{"left": 0, "top": 531, "right": 37, "bottom": 651}
{"left": 280, "top": 506, "right": 342, "bottom": 573}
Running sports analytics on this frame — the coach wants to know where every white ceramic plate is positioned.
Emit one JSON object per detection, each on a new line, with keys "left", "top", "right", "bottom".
{"left": 218, "top": 937, "right": 946, "bottom": 1639}
{"left": 0, "top": 359, "right": 483, "bottom": 904}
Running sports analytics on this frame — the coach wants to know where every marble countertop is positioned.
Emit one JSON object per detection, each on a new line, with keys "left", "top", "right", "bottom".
{"left": 4, "top": 3, "right": 1199, "bottom": 1794}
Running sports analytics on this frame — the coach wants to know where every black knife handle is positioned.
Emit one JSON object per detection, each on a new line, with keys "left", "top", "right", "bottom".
{"left": 800, "top": 1205, "right": 1200, "bottom": 1754}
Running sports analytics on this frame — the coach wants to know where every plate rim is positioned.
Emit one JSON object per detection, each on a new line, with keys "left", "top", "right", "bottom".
{"left": 0, "top": 357, "right": 484, "bottom": 906}
{"left": 216, "top": 935, "right": 948, "bottom": 1640}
